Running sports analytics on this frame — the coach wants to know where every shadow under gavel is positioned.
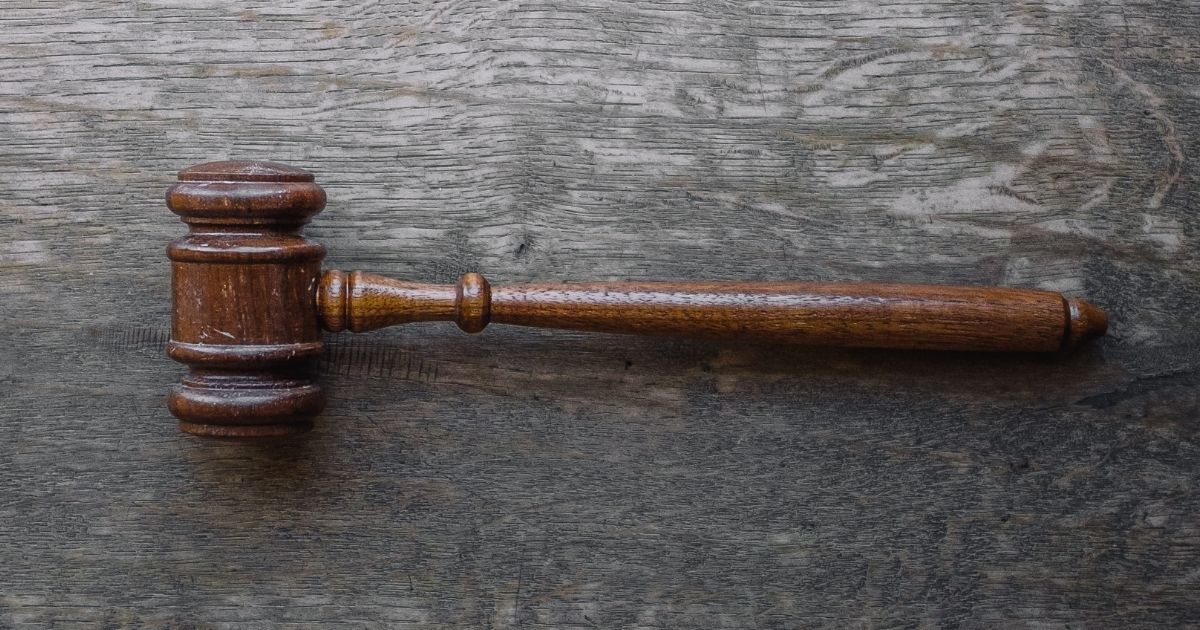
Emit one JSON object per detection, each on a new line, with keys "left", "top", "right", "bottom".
{"left": 165, "top": 161, "right": 1107, "bottom": 439}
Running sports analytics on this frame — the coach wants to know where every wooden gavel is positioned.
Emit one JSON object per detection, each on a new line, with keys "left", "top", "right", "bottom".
{"left": 166, "top": 161, "right": 1108, "bottom": 438}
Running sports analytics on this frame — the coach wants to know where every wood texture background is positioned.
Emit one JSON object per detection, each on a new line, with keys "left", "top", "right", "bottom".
{"left": 2, "top": 1, "right": 1198, "bottom": 627}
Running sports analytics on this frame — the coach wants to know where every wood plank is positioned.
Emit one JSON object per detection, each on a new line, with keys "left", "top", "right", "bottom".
{"left": 1, "top": 0, "right": 1197, "bottom": 626}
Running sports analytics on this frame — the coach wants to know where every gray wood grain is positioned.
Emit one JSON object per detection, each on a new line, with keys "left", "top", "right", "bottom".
{"left": 2, "top": 0, "right": 1198, "bottom": 627}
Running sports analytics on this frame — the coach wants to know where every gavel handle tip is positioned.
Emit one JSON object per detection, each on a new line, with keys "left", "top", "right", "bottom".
{"left": 1064, "top": 298, "right": 1108, "bottom": 350}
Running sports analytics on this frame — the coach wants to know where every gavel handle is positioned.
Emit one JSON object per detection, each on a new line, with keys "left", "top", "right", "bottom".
{"left": 317, "top": 270, "right": 1107, "bottom": 352}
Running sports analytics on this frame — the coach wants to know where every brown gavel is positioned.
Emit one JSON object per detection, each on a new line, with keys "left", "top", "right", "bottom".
{"left": 166, "top": 161, "right": 1108, "bottom": 438}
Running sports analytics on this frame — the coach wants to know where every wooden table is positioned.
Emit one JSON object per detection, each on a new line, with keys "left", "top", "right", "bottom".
{"left": 2, "top": 1, "right": 1197, "bottom": 627}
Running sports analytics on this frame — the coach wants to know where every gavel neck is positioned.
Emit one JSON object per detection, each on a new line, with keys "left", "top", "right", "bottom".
{"left": 317, "top": 270, "right": 491, "bottom": 334}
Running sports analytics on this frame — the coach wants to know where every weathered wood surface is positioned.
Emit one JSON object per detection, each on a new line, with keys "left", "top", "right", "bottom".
{"left": 1, "top": 0, "right": 1198, "bottom": 627}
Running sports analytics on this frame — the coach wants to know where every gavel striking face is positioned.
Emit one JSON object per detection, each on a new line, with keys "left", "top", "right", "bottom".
{"left": 166, "top": 161, "right": 1108, "bottom": 439}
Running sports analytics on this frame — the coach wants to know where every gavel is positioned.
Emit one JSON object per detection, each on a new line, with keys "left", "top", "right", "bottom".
{"left": 166, "top": 161, "right": 1108, "bottom": 438}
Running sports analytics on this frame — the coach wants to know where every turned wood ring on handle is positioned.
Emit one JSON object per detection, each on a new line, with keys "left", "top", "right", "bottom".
{"left": 166, "top": 161, "right": 1108, "bottom": 439}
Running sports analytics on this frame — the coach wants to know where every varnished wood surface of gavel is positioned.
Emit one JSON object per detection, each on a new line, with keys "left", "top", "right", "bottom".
{"left": 166, "top": 161, "right": 1108, "bottom": 439}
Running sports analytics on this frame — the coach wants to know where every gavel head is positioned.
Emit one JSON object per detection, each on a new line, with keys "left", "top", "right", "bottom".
{"left": 166, "top": 161, "right": 327, "bottom": 438}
